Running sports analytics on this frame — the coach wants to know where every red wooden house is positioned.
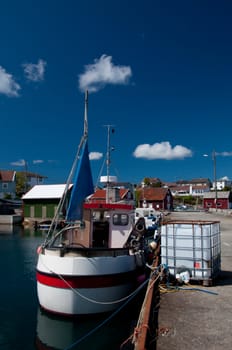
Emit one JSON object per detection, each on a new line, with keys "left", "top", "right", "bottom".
{"left": 203, "top": 191, "right": 232, "bottom": 210}
{"left": 137, "top": 187, "right": 173, "bottom": 211}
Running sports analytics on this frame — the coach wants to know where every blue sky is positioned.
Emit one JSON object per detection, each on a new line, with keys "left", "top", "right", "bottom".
{"left": 1, "top": 0, "right": 232, "bottom": 186}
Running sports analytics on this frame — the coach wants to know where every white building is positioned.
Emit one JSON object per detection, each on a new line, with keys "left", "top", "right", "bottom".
{"left": 212, "top": 177, "right": 232, "bottom": 191}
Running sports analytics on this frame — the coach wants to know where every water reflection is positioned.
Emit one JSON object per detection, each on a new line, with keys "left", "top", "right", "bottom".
{"left": 22, "top": 226, "right": 48, "bottom": 237}
{"left": 0, "top": 224, "right": 22, "bottom": 234}
{"left": 35, "top": 308, "right": 108, "bottom": 350}
{"left": 0, "top": 225, "right": 43, "bottom": 350}
{"left": 36, "top": 307, "right": 76, "bottom": 349}
{"left": 35, "top": 294, "right": 143, "bottom": 350}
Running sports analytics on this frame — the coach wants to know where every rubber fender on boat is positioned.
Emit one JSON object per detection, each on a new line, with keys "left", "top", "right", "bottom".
{"left": 135, "top": 222, "right": 145, "bottom": 232}
{"left": 149, "top": 241, "right": 158, "bottom": 251}
{"left": 37, "top": 245, "right": 42, "bottom": 254}
{"left": 130, "top": 238, "right": 141, "bottom": 248}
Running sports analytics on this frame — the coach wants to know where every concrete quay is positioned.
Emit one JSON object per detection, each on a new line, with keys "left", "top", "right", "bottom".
{"left": 157, "top": 210, "right": 232, "bottom": 350}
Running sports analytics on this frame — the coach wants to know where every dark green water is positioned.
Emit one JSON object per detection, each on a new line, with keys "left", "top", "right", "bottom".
{"left": 0, "top": 226, "right": 144, "bottom": 350}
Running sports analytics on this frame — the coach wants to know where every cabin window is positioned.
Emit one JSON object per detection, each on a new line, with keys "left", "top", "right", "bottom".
{"left": 93, "top": 210, "right": 109, "bottom": 221}
{"left": 113, "top": 213, "right": 129, "bottom": 226}
{"left": 93, "top": 211, "right": 101, "bottom": 220}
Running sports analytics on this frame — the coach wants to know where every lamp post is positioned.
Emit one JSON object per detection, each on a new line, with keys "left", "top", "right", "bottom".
{"left": 203, "top": 151, "right": 217, "bottom": 211}
{"left": 213, "top": 150, "right": 218, "bottom": 212}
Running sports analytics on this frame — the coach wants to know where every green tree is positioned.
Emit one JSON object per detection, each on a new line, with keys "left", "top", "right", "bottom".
{"left": 16, "top": 172, "right": 28, "bottom": 196}
{"left": 143, "top": 177, "right": 150, "bottom": 186}
{"left": 151, "top": 181, "right": 162, "bottom": 188}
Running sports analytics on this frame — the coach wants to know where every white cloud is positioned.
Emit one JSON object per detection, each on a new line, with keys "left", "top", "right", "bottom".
{"left": 89, "top": 152, "right": 103, "bottom": 160}
{"left": 204, "top": 151, "right": 232, "bottom": 157}
{"left": 22, "top": 59, "right": 47, "bottom": 82}
{"left": 10, "top": 159, "right": 26, "bottom": 166}
{"left": 0, "top": 66, "right": 21, "bottom": 97}
{"left": 33, "top": 159, "right": 44, "bottom": 164}
{"left": 133, "top": 141, "right": 193, "bottom": 160}
{"left": 79, "top": 55, "right": 132, "bottom": 93}
{"left": 217, "top": 151, "right": 232, "bottom": 157}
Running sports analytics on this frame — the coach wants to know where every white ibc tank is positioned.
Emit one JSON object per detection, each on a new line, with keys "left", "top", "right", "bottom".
{"left": 161, "top": 220, "right": 221, "bottom": 281}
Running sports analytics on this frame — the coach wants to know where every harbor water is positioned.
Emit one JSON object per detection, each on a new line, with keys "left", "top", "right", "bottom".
{"left": 0, "top": 225, "right": 145, "bottom": 350}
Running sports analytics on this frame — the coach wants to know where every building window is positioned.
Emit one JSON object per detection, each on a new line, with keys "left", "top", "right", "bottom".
{"left": 2, "top": 183, "right": 8, "bottom": 190}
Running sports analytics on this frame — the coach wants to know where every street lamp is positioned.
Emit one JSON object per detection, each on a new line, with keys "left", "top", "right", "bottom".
{"left": 213, "top": 150, "right": 218, "bottom": 211}
{"left": 203, "top": 151, "right": 217, "bottom": 211}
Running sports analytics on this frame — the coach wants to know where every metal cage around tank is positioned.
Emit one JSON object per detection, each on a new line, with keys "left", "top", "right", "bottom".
{"left": 160, "top": 220, "right": 221, "bottom": 285}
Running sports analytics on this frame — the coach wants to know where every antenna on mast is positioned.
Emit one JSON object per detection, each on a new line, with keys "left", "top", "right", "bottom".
{"left": 104, "top": 124, "right": 115, "bottom": 203}
{"left": 84, "top": 90, "right": 88, "bottom": 137}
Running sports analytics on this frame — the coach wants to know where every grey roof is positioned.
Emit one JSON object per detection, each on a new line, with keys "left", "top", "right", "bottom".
{"left": 190, "top": 178, "right": 211, "bottom": 183}
{"left": 203, "top": 191, "right": 230, "bottom": 199}
{"left": 22, "top": 184, "right": 68, "bottom": 199}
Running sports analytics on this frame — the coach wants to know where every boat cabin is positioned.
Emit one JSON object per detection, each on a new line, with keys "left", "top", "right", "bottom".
{"left": 84, "top": 203, "right": 135, "bottom": 248}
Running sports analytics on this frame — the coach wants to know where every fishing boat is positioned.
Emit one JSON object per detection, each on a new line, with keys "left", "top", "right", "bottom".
{"left": 36, "top": 91, "right": 147, "bottom": 316}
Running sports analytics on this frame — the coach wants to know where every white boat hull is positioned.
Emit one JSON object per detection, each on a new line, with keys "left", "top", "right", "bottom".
{"left": 37, "top": 250, "right": 144, "bottom": 316}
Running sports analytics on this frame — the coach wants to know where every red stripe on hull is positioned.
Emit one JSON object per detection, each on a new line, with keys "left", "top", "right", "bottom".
{"left": 36, "top": 270, "right": 136, "bottom": 289}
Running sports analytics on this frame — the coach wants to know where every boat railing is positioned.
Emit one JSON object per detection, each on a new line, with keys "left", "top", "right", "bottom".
{"left": 45, "top": 245, "right": 131, "bottom": 258}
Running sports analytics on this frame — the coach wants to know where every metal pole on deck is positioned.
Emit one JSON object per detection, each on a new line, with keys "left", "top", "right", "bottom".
{"left": 104, "top": 124, "right": 115, "bottom": 203}
{"left": 213, "top": 150, "right": 218, "bottom": 212}
{"left": 107, "top": 125, "right": 110, "bottom": 203}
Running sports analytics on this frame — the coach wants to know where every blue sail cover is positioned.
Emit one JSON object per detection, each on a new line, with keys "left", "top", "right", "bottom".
{"left": 66, "top": 139, "right": 94, "bottom": 221}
